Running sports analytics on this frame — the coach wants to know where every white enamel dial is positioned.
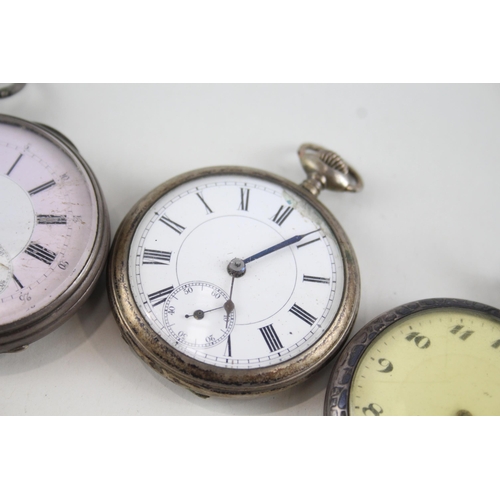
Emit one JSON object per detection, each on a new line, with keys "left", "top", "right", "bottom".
{"left": 0, "top": 118, "right": 99, "bottom": 329}
{"left": 128, "top": 173, "right": 345, "bottom": 369}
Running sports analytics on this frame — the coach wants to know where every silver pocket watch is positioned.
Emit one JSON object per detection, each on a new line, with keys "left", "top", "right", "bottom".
{"left": 0, "top": 84, "right": 110, "bottom": 352}
{"left": 108, "top": 143, "right": 363, "bottom": 397}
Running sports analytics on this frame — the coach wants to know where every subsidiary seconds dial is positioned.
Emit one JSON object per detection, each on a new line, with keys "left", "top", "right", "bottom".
{"left": 109, "top": 144, "right": 362, "bottom": 396}
{"left": 163, "top": 281, "right": 235, "bottom": 349}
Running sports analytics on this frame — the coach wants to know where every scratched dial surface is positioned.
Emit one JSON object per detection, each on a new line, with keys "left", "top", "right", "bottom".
{"left": 349, "top": 308, "right": 500, "bottom": 416}
{"left": 0, "top": 120, "right": 98, "bottom": 326}
{"left": 128, "top": 174, "right": 344, "bottom": 369}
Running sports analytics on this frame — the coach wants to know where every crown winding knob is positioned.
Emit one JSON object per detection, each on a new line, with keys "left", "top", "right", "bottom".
{"left": 298, "top": 143, "right": 363, "bottom": 197}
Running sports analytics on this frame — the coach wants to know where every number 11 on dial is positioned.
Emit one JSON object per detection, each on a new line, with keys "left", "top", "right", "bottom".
{"left": 325, "top": 298, "right": 500, "bottom": 416}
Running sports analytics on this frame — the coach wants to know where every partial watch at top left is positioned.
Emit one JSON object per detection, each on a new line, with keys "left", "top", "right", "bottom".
{"left": 0, "top": 113, "right": 109, "bottom": 352}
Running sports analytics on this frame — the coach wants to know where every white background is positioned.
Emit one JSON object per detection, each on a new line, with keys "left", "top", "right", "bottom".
{"left": 1, "top": 83, "right": 499, "bottom": 416}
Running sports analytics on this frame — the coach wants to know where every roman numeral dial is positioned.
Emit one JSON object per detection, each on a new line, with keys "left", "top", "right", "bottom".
{"left": 128, "top": 173, "right": 343, "bottom": 372}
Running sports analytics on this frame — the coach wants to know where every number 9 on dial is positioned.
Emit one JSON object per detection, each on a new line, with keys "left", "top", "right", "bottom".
{"left": 325, "top": 298, "right": 500, "bottom": 416}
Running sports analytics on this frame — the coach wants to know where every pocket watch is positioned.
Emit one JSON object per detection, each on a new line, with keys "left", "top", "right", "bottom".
{"left": 108, "top": 143, "right": 363, "bottom": 397}
{"left": 0, "top": 111, "right": 110, "bottom": 352}
{"left": 324, "top": 298, "right": 500, "bottom": 416}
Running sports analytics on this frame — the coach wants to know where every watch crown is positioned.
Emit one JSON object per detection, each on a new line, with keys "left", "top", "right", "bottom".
{"left": 298, "top": 143, "right": 363, "bottom": 196}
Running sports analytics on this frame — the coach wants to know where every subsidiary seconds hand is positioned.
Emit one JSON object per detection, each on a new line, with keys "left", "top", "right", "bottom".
{"left": 185, "top": 305, "right": 226, "bottom": 320}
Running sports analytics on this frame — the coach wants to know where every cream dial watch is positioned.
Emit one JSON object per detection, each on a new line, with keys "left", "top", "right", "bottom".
{"left": 325, "top": 298, "right": 500, "bottom": 416}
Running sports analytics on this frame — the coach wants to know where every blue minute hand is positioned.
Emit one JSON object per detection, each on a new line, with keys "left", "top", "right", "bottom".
{"left": 243, "top": 229, "right": 321, "bottom": 264}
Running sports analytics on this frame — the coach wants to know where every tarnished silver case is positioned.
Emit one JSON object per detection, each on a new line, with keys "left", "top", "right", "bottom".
{"left": 0, "top": 114, "right": 110, "bottom": 353}
{"left": 107, "top": 166, "right": 360, "bottom": 397}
